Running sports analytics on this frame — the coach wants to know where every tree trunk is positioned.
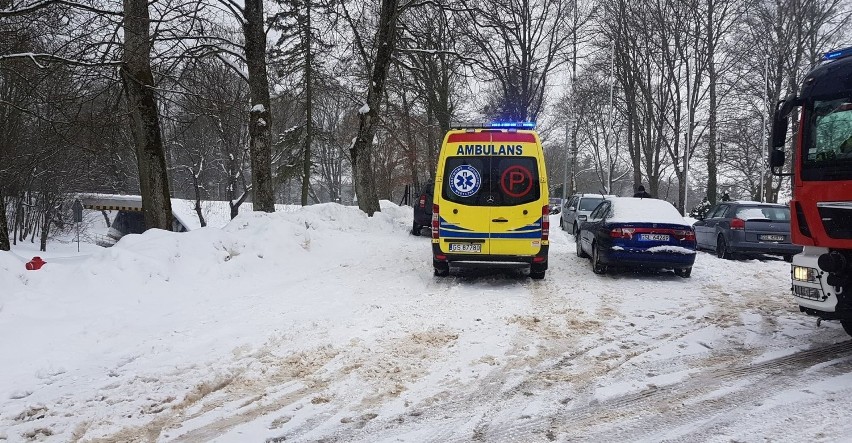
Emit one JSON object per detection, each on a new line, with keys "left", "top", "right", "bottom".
{"left": 401, "top": 89, "right": 419, "bottom": 191}
{"left": 244, "top": 0, "right": 275, "bottom": 213}
{"left": 39, "top": 208, "right": 50, "bottom": 252}
{"left": 301, "top": 2, "right": 312, "bottom": 206}
{"left": 350, "top": 0, "right": 400, "bottom": 216}
{"left": 706, "top": 0, "right": 718, "bottom": 205}
{"left": 0, "top": 189, "right": 9, "bottom": 251}
{"left": 122, "top": 0, "right": 173, "bottom": 231}
{"left": 193, "top": 180, "right": 207, "bottom": 227}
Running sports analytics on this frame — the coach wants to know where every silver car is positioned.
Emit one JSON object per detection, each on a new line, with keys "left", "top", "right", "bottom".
{"left": 693, "top": 201, "right": 803, "bottom": 261}
{"left": 560, "top": 193, "right": 615, "bottom": 236}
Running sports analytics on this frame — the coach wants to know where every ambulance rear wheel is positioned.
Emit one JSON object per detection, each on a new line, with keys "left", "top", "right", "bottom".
{"left": 434, "top": 262, "right": 449, "bottom": 277}
{"left": 530, "top": 263, "right": 546, "bottom": 280}
{"left": 841, "top": 320, "right": 852, "bottom": 337}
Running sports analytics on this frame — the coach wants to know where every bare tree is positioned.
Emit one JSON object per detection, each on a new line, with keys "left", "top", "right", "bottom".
{"left": 241, "top": 0, "right": 275, "bottom": 212}
{"left": 343, "top": 0, "right": 401, "bottom": 215}
{"left": 122, "top": 0, "right": 174, "bottom": 230}
{"left": 461, "top": 0, "right": 576, "bottom": 121}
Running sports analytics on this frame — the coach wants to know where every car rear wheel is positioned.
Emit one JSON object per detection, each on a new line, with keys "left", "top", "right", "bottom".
{"left": 783, "top": 254, "right": 794, "bottom": 263}
{"left": 592, "top": 243, "right": 607, "bottom": 274}
{"left": 576, "top": 236, "right": 588, "bottom": 258}
{"left": 716, "top": 235, "right": 732, "bottom": 260}
{"left": 572, "top": 223, "right": 578, "bottom": 237}
{"left": 674, "top": 267, "right": 692, "bottom": 278}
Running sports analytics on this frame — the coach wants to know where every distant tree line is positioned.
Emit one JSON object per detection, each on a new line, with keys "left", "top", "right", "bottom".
{"left": 1, "top": 0, "right": 849, "bottom": 251}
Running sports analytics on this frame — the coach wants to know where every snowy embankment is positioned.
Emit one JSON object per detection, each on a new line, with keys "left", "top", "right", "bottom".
{"left": 2, "top": 201, "right": 852, "bottom": 442}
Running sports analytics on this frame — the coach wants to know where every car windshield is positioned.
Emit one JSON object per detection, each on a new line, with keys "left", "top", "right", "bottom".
{"left": 735, "top": 206, "right": 790, "bottom": 221}
{"left": 579, "top": 198, "right": 604, "bottom": 211}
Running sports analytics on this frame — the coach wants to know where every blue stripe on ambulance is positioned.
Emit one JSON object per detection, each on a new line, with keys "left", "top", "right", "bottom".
{"left": 438, "top": 218, "right": 472, "bottom": 231}
{"left": 439, "top": 217, "right": 542, "bottom": 239}
{"left": 439, "top": 230, "right": 541, "bottom": 239}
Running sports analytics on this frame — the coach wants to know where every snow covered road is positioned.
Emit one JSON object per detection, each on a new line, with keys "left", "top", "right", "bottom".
{"left": 2, "top": 202, "right": 852, "bottom": 442}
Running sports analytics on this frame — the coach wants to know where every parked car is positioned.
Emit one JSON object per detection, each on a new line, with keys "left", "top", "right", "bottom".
{"left": 693, "top": 201, "right": 802, "bottom": 261}
{"left": 561, "top": 193, "right": 615, "bottom": 236}
{"left": 411, "top": 181, "right": 434, "bottom": 236}
{"left": 576, "top": 197, "right": 697, "bottom": 277}
{"left": 549, "top": 197, "right": 564, "bottom": 214}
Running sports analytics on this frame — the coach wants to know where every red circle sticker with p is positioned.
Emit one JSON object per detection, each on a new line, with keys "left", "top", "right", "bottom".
{"left": 500, "top": 165, "right": 534, "bottom": 198}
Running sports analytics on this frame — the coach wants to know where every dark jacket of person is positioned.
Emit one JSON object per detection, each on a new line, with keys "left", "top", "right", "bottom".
{"left": 633, "top": 186, "right": 653, "bottom": 198}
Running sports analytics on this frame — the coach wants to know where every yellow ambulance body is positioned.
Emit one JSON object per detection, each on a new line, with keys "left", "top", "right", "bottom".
{"left": 431, "top": 124, "right": 549, "bottom": 278}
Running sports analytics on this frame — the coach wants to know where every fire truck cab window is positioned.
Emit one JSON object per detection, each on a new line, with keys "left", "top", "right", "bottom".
{"left": 805, "top": 98, "right": 852, "bottom": 180}
{"left": 811, "top": 99, "right": 852, "bottom": 161}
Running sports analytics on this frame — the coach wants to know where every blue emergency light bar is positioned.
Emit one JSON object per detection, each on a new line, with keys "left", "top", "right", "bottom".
{"left": 488, "top": 121, "right": 537, "bottom": 129}
{"left": 823, "top": 46, "right": 852, "bottom": 61}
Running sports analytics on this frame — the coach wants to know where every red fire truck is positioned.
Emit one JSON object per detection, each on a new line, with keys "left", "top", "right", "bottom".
{"left": 770, "top": 46, "right": 852, "bottom": 335}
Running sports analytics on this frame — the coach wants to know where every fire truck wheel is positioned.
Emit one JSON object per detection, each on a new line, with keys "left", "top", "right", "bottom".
{"left": 841, "top": 320, "right": 852, "bottom": 337}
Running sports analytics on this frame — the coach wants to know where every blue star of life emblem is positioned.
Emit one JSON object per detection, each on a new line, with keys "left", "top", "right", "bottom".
{"left": 449, "top": 165, "right": 481, "bottom": 197}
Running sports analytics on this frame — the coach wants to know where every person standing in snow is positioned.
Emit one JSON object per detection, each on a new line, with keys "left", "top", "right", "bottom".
{"left": 633, "top": 185, "right": 653, "bottom": 198}
{"left": 721, "top": 191, "right": 731, "bottom": 202}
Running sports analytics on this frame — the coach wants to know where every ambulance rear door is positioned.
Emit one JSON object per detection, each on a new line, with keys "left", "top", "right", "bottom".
{"left": 487, "top": 134, "right": 545, "bottom": 256}
{"left": 439, "top": 154, "right": 492, "bottom": 256}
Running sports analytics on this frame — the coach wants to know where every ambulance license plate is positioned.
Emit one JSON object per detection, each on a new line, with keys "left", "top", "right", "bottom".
{"left": 449, "top": 243, "right": 481, "bottom": 253}
{"left": 639, "top": 234, "right": 669, "bottom": 241}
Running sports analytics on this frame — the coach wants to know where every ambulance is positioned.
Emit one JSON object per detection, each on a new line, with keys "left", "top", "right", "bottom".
{"left": 431, "top": 122, "right": 550, "bottom": 278}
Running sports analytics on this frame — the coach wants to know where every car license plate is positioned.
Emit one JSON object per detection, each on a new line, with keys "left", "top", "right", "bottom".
{"left": 639, "top": 234, "right": 670, "bottom": 241}
{"left": 449, "top": 243, "right": 481, "bottom": 253}
{"left": 760, "top": 235, "right": 784, "bottom": 242}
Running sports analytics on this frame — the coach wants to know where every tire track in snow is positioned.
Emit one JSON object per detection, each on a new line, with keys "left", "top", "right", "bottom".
{"left": 478, "top": 339, "right": 852, "bottom": 442}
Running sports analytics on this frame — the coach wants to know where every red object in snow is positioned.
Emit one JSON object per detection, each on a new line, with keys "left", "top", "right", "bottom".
{"left": 25, "top": 256, "right": 46, "bottom": 271}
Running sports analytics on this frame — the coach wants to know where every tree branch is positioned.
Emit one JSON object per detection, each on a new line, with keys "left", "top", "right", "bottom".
{"left": 0, "top": 0, "right": 122, "bottom": 17}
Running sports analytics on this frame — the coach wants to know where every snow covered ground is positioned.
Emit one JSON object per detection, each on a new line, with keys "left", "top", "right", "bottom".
{"left": 2, "top": 201, "right": 852, "bottom": 442}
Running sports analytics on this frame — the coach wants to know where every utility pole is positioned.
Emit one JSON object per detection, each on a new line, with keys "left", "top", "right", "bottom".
{"left": 606, "top": 39, "right": 616, "bottom": 194}
{"left": 760, "top": 56, "right": 768, "bottom": 202}
{"left": 562, "top": 118, "right": 570, "bottom": 204}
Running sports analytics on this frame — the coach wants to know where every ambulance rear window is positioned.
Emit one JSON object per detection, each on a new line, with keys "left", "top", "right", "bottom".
{"left": 442, "top": 156, "right": 540, "bottom": 206}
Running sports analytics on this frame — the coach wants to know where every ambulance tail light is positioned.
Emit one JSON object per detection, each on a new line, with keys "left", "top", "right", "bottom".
{"left": 541, "top": 205, "right": 550, "bottom": 240}
{"left": 432, "top": 204, "right": 440, "bottom": 239}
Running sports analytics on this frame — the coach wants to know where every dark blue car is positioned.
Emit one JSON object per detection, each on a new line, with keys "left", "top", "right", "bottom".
{"left": 576, "top": 197, "right": 697, "bottom": 277}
